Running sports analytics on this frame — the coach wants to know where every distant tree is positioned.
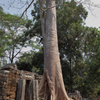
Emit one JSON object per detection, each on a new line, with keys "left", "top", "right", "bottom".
{"left": 17, "top": 62, "right": 32, "bottom": 72}
{"left": 31, "top": 50, "right": 44, "bottom": 74}
{"left": 16, "top": 45, "right": 42, "bottom": 72}
{"left": 0, "top": 7, "right": 40, "bottom": 63}
{"left": 79, "top": 27, "right": 100, "bottom": 99}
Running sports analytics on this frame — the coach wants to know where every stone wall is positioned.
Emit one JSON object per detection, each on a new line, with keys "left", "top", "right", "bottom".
{"left": 0, "top": 68, "right": 18, "bottom": 100}
{"left": 0, "top": 73, "right": 7, "bottom": 100}
{"left": 0, "top": 63, "right": 42, "bottom": 100}
{"left": 5, "top": 69, "right": 17, "bottom": 100}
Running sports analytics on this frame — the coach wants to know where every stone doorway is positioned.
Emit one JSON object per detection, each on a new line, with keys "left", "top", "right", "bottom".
{"left": 25, "top": 80, "right": 31, "bottom": 100}
{"left": 16, "top": 79, "right": 39, "bottom": 100}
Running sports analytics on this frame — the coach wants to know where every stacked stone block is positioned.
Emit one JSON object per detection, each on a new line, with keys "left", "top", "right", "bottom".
{"left": 0, "top": 73, "right": 7, "bottom": 100}
{"left": 0, "top": 63, "right": 42, "bottom": 100}
{"left": 5, "top": 69, "right": 17, "bottom": 100}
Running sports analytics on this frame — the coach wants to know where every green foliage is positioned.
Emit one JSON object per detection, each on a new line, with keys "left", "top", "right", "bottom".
{"left": 0, "top": 29, "right": 7, "bottom": 57}
{"left": 18, "top": 52, "right": 34, "bottom": 63}
{"left": 56, "top": 0, "right": 88, "bottom": 92}
{"left": 17, "top": 62, "right": 32, "bottom": 72}
{"left": 31, "top": 51, "right": 44, "bottom": 75}
{"left": 0, "top": 6, "right": 38, "bottom": 63}
{"left": 73, "top": 27, "right": 100, "bottom": 99}
{"left": 83, "top": 30, "right": 100, "bottom": 99}
{"left": 16, "top": 49, "right": 44, "bottom": 74}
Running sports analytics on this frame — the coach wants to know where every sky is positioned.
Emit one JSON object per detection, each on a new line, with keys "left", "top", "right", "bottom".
{"left": 0, "top": 0, "right": 33, "bottom": 19}
{"left": 0, "top": 0, "right": 100, "bottom": 28}
{"left": 0, "top": 0, "right": 100, "bottom": 63}
{"left": 84, "top": 0, "right": 100, "bottom": 28}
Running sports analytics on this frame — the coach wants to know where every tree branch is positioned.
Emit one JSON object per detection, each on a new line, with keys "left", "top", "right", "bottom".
{"left": 17, "top": 0, "right": 34, "bottom": 20}
{"left": 13, "top": 47, "right": 23, "bottom": 58}
{"left": 0, "top": 0, "right": 34, "bottom": 21}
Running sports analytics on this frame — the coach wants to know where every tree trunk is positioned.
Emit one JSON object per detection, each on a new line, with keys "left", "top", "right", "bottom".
{"left": 39, "top": 0, "right": 70, "bottom": 100}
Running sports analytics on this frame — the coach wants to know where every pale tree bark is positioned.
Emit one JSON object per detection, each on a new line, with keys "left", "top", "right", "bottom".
{"left": 39, "top": 0, "right": 70, "bottom": 100}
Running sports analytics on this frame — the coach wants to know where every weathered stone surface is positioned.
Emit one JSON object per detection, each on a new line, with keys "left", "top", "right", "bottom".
{"left": 0, "top": 70, "right": 9, "bottom": 76}
{"left": 35, "top": 73, "right": 42, "bottom": 81}
{"left": 0, "top": 63, "right": 41, "bottom": 100}
{"left": 0, "top": 73, "right": 7, "bottom": 99}
{"left": 3, "top": 67, "right": 18, "bottom": 100}
{"left": 68, "top": 90, "right": 82, "bottom": 100}
{"left": 0, "top": 96, "right": 3, "bottom": 99}
{"left": 20, "top": 70, "right": 35, "bottom": 80}
{"left": 0, "top": 63, "right": 17, "bottom": 70}
{"left": 16, "top": 79, "right": 26, "bottom": 100}
{"left": 35, "top": 80, "right": 39, "bottom": 100}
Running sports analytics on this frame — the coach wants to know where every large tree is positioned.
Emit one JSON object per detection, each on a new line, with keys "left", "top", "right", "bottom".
{"left": 38, "top": 0, "right": 70, "bottom": 100}
{"left": 30, "top": 0, "right": 88, "bottom": 93}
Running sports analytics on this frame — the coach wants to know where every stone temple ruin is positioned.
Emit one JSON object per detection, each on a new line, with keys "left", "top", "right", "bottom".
{"left": 0, "top": 63, "right": 42, "bottom": 100}
{"left": 0, "top": 63, "right": 91, "bottom": 100}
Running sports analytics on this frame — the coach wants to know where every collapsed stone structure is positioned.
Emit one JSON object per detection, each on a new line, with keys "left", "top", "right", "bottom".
{"left": 0, "top": 63, "right": 42, "bottom": 100}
